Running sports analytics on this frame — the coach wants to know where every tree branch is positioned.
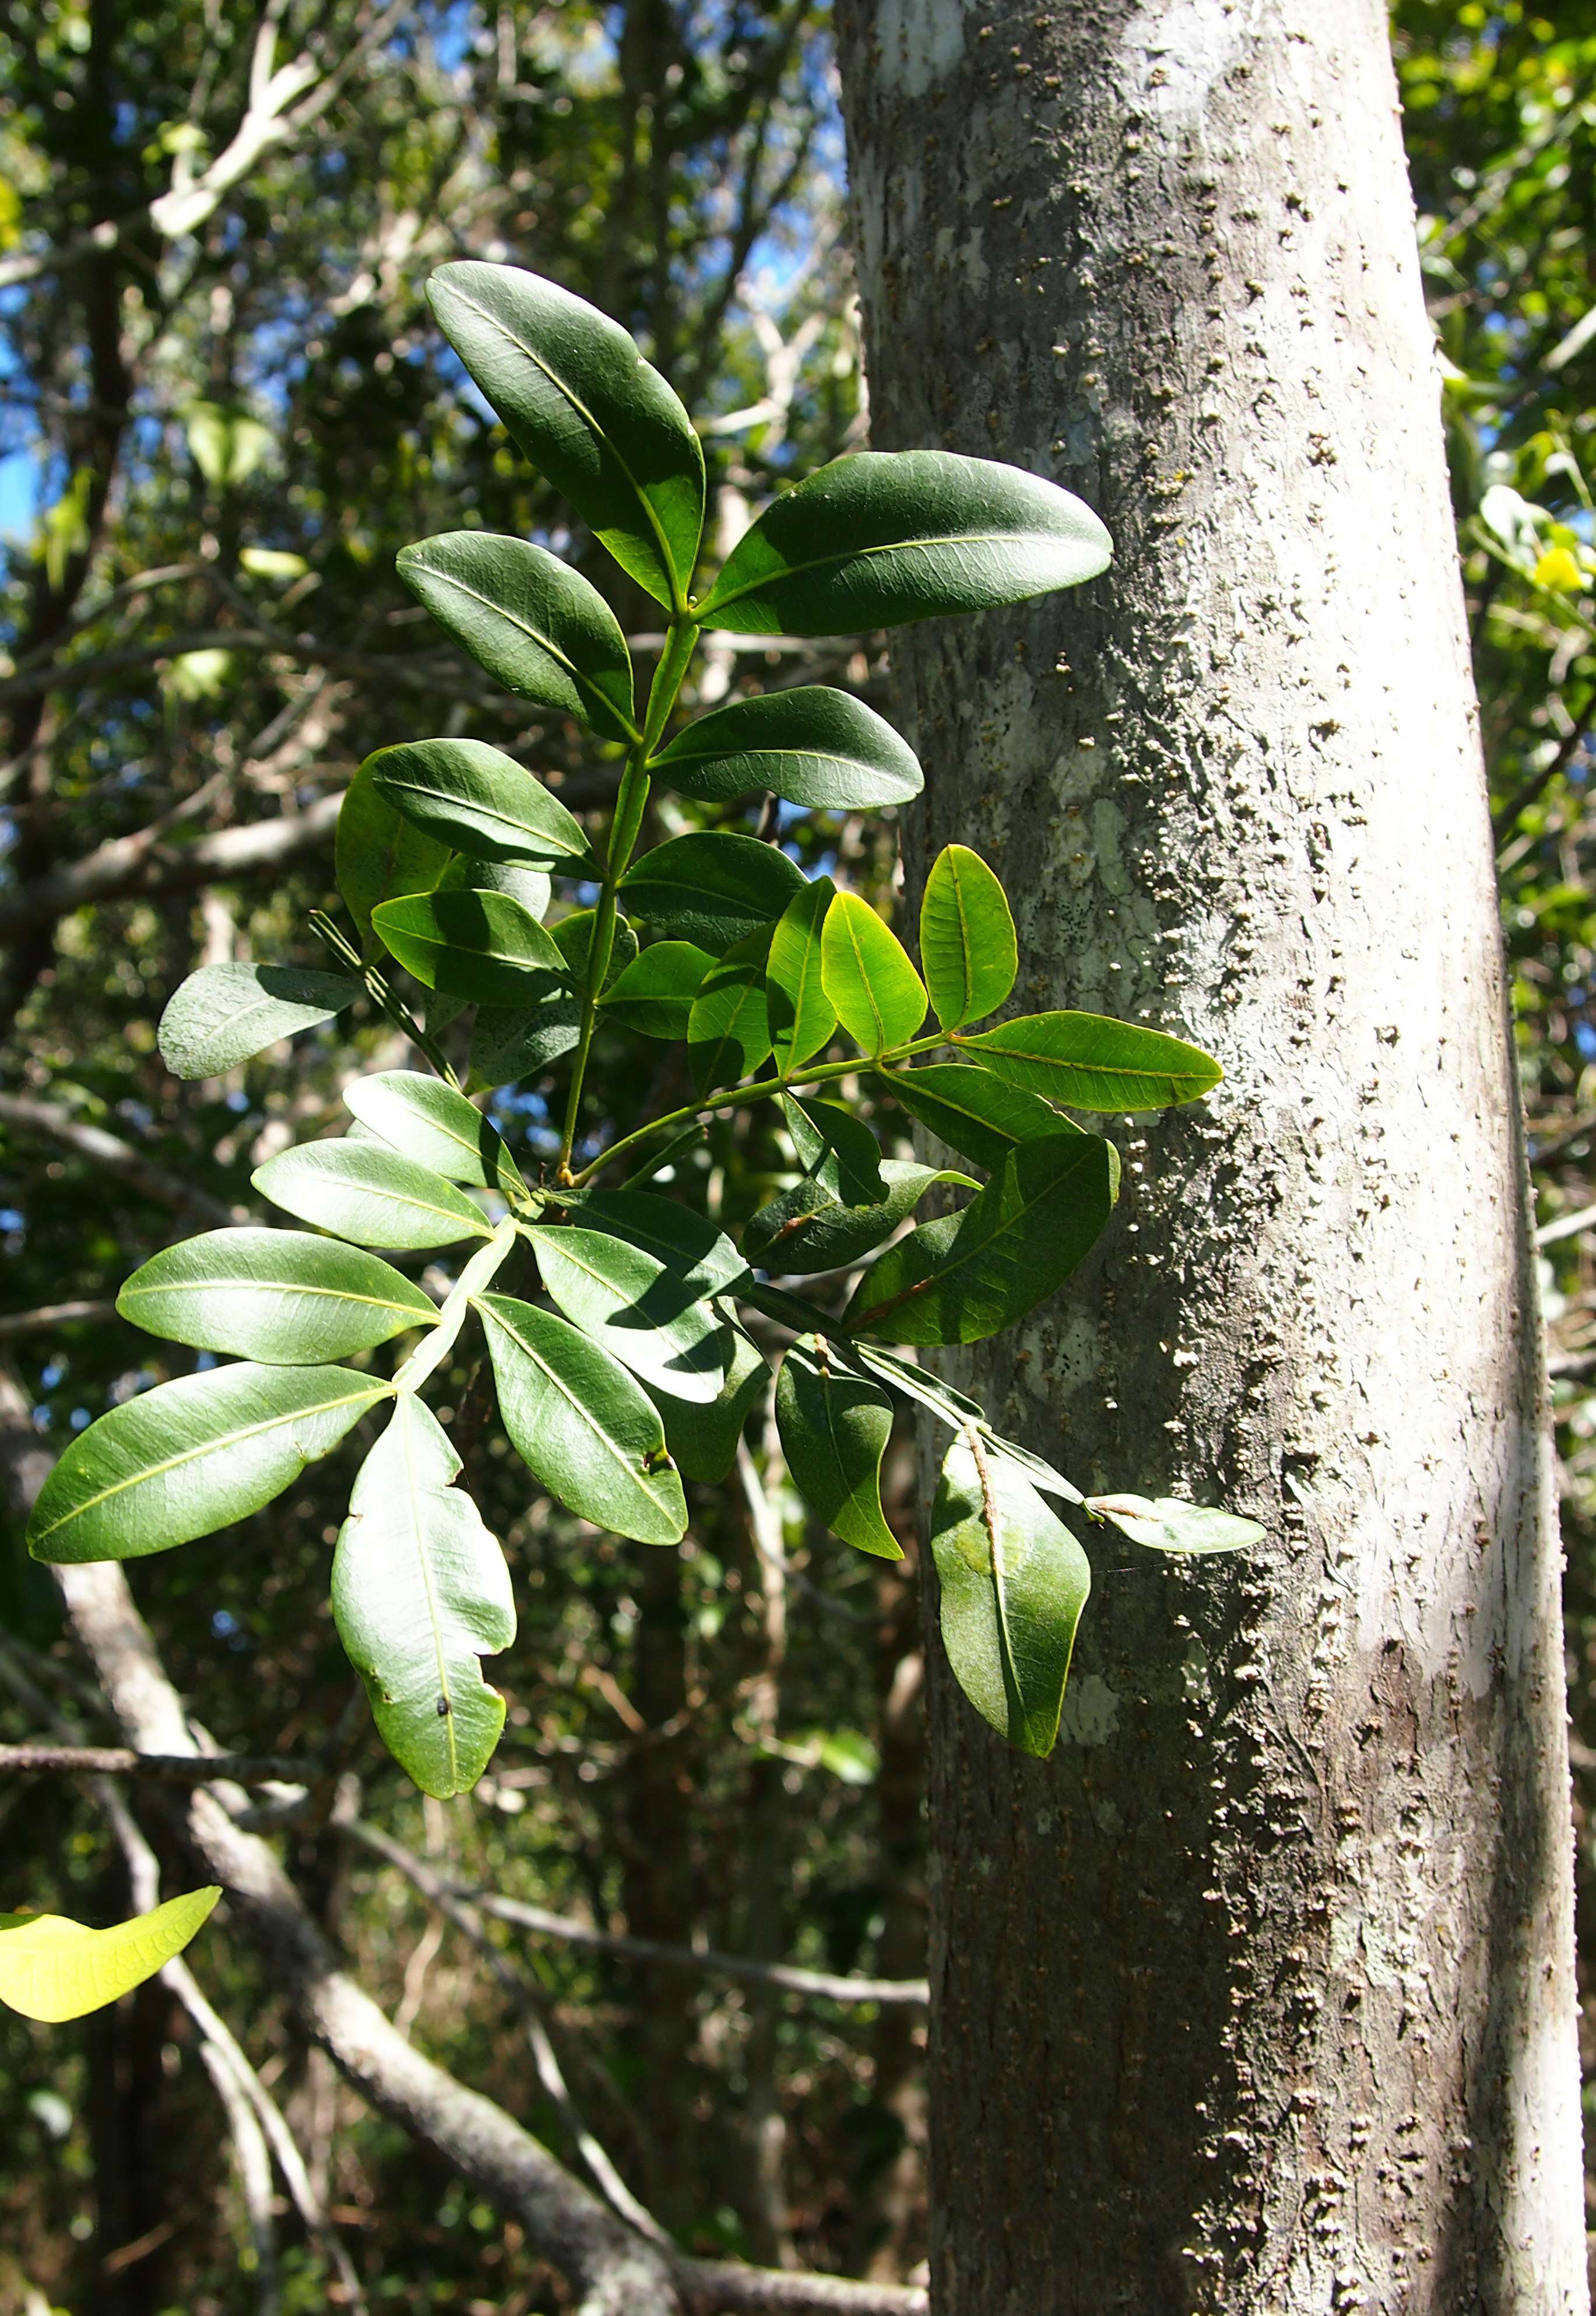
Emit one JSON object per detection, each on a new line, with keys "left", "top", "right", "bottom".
{"left": 0, "top": 1094, "right": 240, "bottom": 1227}
{"left": 0, "top": 1299, "right": 119, "bottom": 1339}
{"left": 0, "top": 1742, "right": 322, "bottom": 1783}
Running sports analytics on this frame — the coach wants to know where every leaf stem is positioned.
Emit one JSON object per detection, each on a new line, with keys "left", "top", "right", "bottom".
{"left": 556, "top": 615, "right": 700, "bottom": 1180}
{"left": 310, "top": 911, "right": 464, "bottom": 1093}
{"left": 392, "top": 1219, "right": 518, "bottom": 1396}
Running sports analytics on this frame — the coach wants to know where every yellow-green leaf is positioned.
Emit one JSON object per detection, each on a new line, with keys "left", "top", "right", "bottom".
{"left": 0, "top": 1889, "right": 220, "bottom": 2022}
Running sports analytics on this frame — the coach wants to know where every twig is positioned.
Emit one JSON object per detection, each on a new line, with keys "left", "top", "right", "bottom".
{"left": 0, "top": 1299, "right": 119, "bottom": 1339}
{"left": 0, "top": 1742, "right": 325, "bottom": 1784}
{"left": 1536, "top": 1202, "right": 1596, "bottom": 1250}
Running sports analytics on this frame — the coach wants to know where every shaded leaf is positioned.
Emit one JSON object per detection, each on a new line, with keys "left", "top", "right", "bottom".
{"left": 881, "top": 1062, "right": 1075, "bottom": 1170}
{"left": 775, "top": 1334, "right": 901, "bottom": 1558}
{"left": 254, "top": 1141, "right": 494, "bottom": 1251}
{"left": 697, "top": 449, "right": 1112, "bottom": 635}
{"left": 338, "top": 757, "right": 452, "bottom": 952}
{"left": 27, "top": 1366, "right": 391, "bottom": 1564}
{"left": 566, "top": 1189, "right": 748, "bottom": 1297}
{"left": 332, "top": 1396, "right": 515, "bottom": 1798}
{"left": 983, "top": 1432, "right": 1085, "bottom": 1506}
{"left": 158, "top": 962, "right": 360, "bottom": 1080}
{"left": 1085, "top": 1493, "right": 1263, "bottom": 1553}
{"left": 618, "top": 830, "right": 806, "bottom": 953}
{"left": 652, "top": 687, "right": 922, "bottom": 808}
{"left": 0, "top": 1890, "right": 220, "bottom": 2023}
{"left": 398, "top": 531, "right": 637, "bottom": 740}
{"left": 920, "top": 845, "right": 1016, "bottom": 1030}
{"left": 747, "top": 1157, "right": 967, "bottom": 1276}
{"left": 767, "top": 875, "right": 836, "bottom": 1072}
{"left": 441, "top": 854, "right": 553, "bottom": 921}
{"left": 529, "top": 1225, "right": 730, "bottom": 1403}
{"left": 848, "top": 1341, "right": 987, "bottom": 1430}
{"left": 954, "top": 1011, "right": 1222, "bottom": 1111}
{"left": 601, "top": 941, "right": 714, "bottom": 1038}
{"left": 476, "top": 1292, "right": 687, "bottom": 1542}
{"left": 371, "top": 736, "right": 593, "bottom": 868}
{"left": 688, "top": 928, "right": 772, "bottom": 1093}
{"left": 846, "top": 1132, "right": 1118, "bottom": 1344}
{"left": 117, "top": 1228, "right": 436, "bottom": 1362}
{"left": 551, "top": 908, "right": 638, "bottom": 991}
{"left": 782, "top": 1094, "right": 887, "bottom": 1205}
{"left": 932, "top": 1433, "right": 1089, "bottom": 1758}
{"left": 428, "top": 261, "right": 705, "bottom": 610}
{"left": 470, "top": 994, "right": 582, "bottom": 1085}
{"left": 645, "top": 1320, "right": 769, "bottom": 1483}
{"left": 372, "top": 887, "right": 568, "bottom": 1007}
{"left": 820, "top": 892, "right": 926, "bottom": 1055}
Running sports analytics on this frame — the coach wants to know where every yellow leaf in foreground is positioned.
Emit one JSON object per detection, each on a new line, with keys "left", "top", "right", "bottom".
{"left": 0, "top": 1887, "right": 220, "bottom": 2022}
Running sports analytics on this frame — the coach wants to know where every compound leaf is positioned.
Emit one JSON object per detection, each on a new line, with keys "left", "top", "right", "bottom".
{"left": 117, "top": 1228, "right": 437, "bottom": 1362}
{"left": 476, "top": 1292, "right": 687, "bottom": 1543}
{"left": 254, "top": 1141, "right": 494, "bottom": 1251}
{"left": 652, "top": 687, "right": 922, "bottom": 809}
{"left": 697, "top": 450, "right": 1111, "bottom": 636}
{"left": 428, "top": 261, "right": 705, "bottom": 610}
{"left": 158, "top": 963, "right": 361, "bottom": 1080}
{"left": 954, "top": 1011, "right": 1222, "bottom": 1112}
{"left": 920, "top": 845, "right": 1017, "bottom": 1030}
{"left": 932, "top": 1433, "right": 1089, "bottom": 1758}
{"left": 618, "top": 831, "right": 806, "bottom": 954}
{"left": 27, "top": 1365, "right": 391, "bottom": 1564}
{"left": 775, "top": 1334, "right": 901, "bottom": 1559}
{"left": 398, "top": 531, "right": 638, "bottom": 741}
{"left": 332, "top": 1395, "right": 515, "bottom": 1798}
{"left": 371, "top": 737, "right": 593, "bottom": 869}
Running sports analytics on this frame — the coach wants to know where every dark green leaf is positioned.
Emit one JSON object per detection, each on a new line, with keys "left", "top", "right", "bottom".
{"left": 848, "top": 1342, "right": 987, "bottom": 1429}
{"left": 338, "top": 757, "right": 452, "bottom": 952}
{"left": 371, "top": 888, "right": 568, "bottom": 1006}
{"left": 332, "top": 1396, "right": 515, "bottom": 1798}
{"left": 880, "top": 1063, "right": 1075, "bottom": 1169}
{"left": 344, "top": 1071, "right": 521, "bottom": 1191}
{"left": 371, "top": 737, "right": 593, "bottom": 868}
{"left": 565, "top": 1189, "right": 748, "bottom": 1297}
{"left": 645, "top": 1320, "right": 768, "bottom": 1483}
{"left": 551, "top": 908, "right": 638, "bottom": 991}
{"left": 600, "top": 941, "right": 714, "bottom": 1038}
{"left": 618, "top": 831, "right": 806, "bottom": 953}
{"left": 476, "top": 1292, "right": 687, "bottom": 1543}
{"left": 820, "top": 891, "right": 926, "bottom": 1054}
{"left": 157, "top": 963, "right": 361, "bottom": 1080}
{"left": 775, "top": 1334, "right": 901, "bottom": 1559}
{"left": 739, "top": 1280, "right": 840, "bottom": 1335}
{"left": 954, "top": 1011, "right": 1222, "bottom": 1111}
{"left": 782, "top": 1095, "right": 887, "bottom": 1205}
{"left": 920, "top": 844, "right": 1016, "bottom": 1030}
{"left": 688, "top": 928, "right": 772, "bottom": 1093}
{"left": 846, "top": 1132, "right": 1118, "bottom": 1343}
{"left": 932, "top": 1433, "right": 1089, "bottom": 1758}
{"left": 767, "top": 877, "right": 836, "bottom": 1072}
{"left": 27, "top": 1366, "right": 391, "bottom": 1564}
{"left": 253, "top": 1142, "right": 494, "bottom": 1250}
{"left": 1085, "top": 1493, "right": 1263, "bottom": 1553}
{"left": 398, "top": 531, "right": 638, "bottom": 741}
{"left": 651, "top": 687, "right": 922, "bottom": 808}
{"left": 697, "top": 450, "right": 1112, "bottom": 636}
{"left": 428, "top": 261, "right": 705, "bottom": 612}
{"left": 441, "top": 854, "right": 553, "bottom": 920}
{"left": 528, "top": 1225, "right": 730, "bottom": 1403}
{"left": 470, "top": 995, "right": 583, "bottom": 1084}
{"left": 983, "top": 1432, "right": 1085, "bottom": 1506}
{"left": 117, "top": 1228, "right": 436, "bottom": 1362}
{"left": 747, "top": 1158, "right": 968, "bottom": 1276}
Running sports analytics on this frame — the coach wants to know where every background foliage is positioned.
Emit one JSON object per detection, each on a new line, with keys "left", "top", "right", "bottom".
{"left": 1, "top": 0, "right": 1594, "bottom": 2306}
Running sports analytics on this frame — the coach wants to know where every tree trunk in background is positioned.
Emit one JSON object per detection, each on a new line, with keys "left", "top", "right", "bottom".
{"left": 834, "top": 1, "right": 1587, "bottom": 2308}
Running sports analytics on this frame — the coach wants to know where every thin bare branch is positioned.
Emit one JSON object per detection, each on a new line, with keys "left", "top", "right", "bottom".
{"left": 0, "top": 1742, "right": 323, "bottom": 1783}
{"left": 0, "top": 1094, "right": 240, "bottom": 1226}
{"left": 0, "top": 1299, "right": 119, "bottom": 1339}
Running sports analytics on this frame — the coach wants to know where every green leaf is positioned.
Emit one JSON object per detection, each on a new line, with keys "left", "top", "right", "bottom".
{"left": 27, "top": 1365, "right": 391, "bottom": 1564}
{"left": 117, "top": 1228, "right": 437, "bottom": 1363}
{"left": 551, "top": 908, "right": 638, "bottom": 991}
{"left": 332, "top": 1396, "right": 515, "bottom": 1798}
{"left": 983, "top": 1432, "right": 1085, "bottom": 1506}
{"left": 645, "top": 1321, "right": 768, "bottom": 1483}
{"left": 344, "top": 1072, "right": 520, "bottom": 1190}
{"left": 157, "top": 962, "right": 361, "bottom": 1080}
{"left": 441, "top": 854, "right": 553, "bottom": 922}
{"left": 469, "top": 995, "right": 583, "bottom": 1084}
{"left": 0, "top": 1889, "right": 220, "bottom": 2023}
{"left": 398, "top": 532, "right": 638, "bottom": 741}
{"left": 846, "top": 1132, "right": 1118, "bottom": 1344}
{"left": 567, "top": 1189, "right": 748, "bottom": 1297}
{"left": 920, "top": 845, "right": 1017, "bottom": 1030}
{"left": 476, "top": 1292, "right": 687, "bottom": 1543}
{"left": 371, "top": 888, "right": 568, "bottom": 1006}
{"left": 600, "top": 942, "right": 713, "bottom": 1038}
{"left": 651, "top": 687, "right": 923, "bottom": 809}
{"left": 697, "top": 450, "right": 1112, "bottom": 636}
{"left": 847, "top": 1341, "right": 987, "bottom": 1430}
{"left": 371, "top": 737, "right": 594, "bottom": 869}
{"left": 688, "top": 928, "right": 772, "bottom": 1093}
{"left": 931, "top": 1433, "right": 1089, "bottom": 1758}
{"left": 954, "top": 1011, "right": 1222, "bottom": 1111}
{"left": 428, "top": 261, "right": 705, "bottom": 612}
{"left": 881, "top": 1062, "right": 1075, "bottom": 1169}
{"left": 782, "top": 1094, "right": 887, "bottom": 1205}
{"left": 767, "top": 877, "right": 836, "bottom": 1072}
{"left": 775, "top": 1335, "right": 901, "bottom": 1559}
{"left": 528, "top": 1225, "right": 730, "bottom": 1403}
{"left": 820, "top": 891, "right": 926, "bottom": 1055}
{"left": 338, "top": 757, "right": 452, "bottom": 953}
{"left": 253, "top": 1142, "right": 494, "bottom": 1251}
{"left": 747, "top": 1158, "right": 969, "bottom": 1276}
{"left": 618, "top": 831, "right": 806, "bottom": 954}
{"left": 1085, "top": 1493, "right": 1263, "bottom": 1553}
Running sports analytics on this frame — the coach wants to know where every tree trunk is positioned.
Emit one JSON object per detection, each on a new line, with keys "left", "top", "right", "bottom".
{"left": 833, "top": 2, "right": 1587, "bottom": 2309}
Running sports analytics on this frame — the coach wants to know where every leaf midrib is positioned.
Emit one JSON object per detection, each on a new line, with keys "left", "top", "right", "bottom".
{"left": 395, "top": 1404, "right": 459, "bottom": 1789}
{"left": 377, "top": 771, "right": 588, "bottom": 858}
{"left": 410, "top": 557, "right": 639, "bottom": 739}
{"left": 121, "top": 1273, "right": 434, "bottom": 1324}
{"left": 955, "top": 1025, "right": 1211, "bottom": 1094}
{"left": 702, "top": 524, "right": 1076, "bottom": 617}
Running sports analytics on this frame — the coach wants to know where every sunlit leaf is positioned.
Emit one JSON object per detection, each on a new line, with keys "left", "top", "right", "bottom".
{"left": 687, "top": 928, "right": 772, "bottom": 1093}
{"left": 1085, "top": 1493, "right": 1263, "bottom": 1553}
{"left": 881, "top": 1062, "right": 1075, "bottom": 1169}
{"left": 0, "top": 1889, "right": 220, "bottom": 2023}
{"left": 618, "top": 831, "right": 807, "bottom": 954}
{"left": 528, "top": 1224, "right": 731, "bottom": 1403}
{"left": 601, "top": 941, "right": 715, "bottom": 1038}
{"left": 920, "top": 845, "right": 1017, "bottom": 1030}
{"left": 652, "top": 687, "right": 922, "bottom": 808}
{"left": 344, "top": 1072, "right": 521, "bottom": 1191}
{"left": 954, "top": 1011, "right": 1222, "bottom": 1111}
{"left": 338, "top": 757, "right": 452, "bottom": 953}
{"left": 254, "top": 1141, "right": 495, "bottom": 1251}
{"left": 371, "top": 737, "right": 593, "bottom": 868}
{"left": 117, "top": 1228, "right": 437, "bottom": 1362}
{"left": 820, "top": 891, "right": 926, "bottom": 1055}
{"left": 371, "top": 888, "right": 568, "bottom": 1006}
{"left": 767, "top": 876, "right": 836, "bottom": 1072}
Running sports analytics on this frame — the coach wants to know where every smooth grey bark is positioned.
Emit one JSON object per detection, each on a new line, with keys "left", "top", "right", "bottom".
{"left": 833, "top": 2, "right": 1586, "bottom": 2310}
